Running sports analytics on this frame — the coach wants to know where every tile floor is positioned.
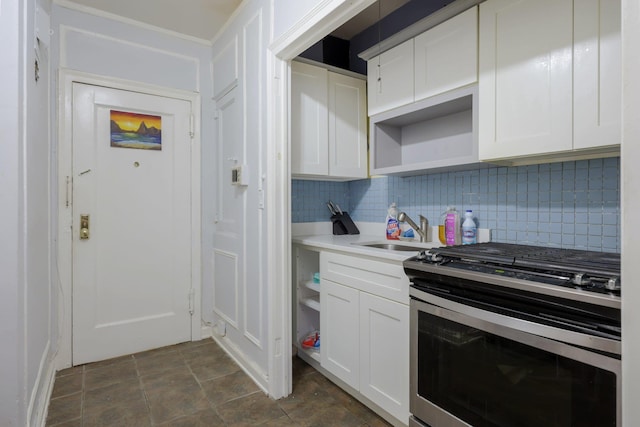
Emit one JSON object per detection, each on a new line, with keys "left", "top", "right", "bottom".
{"left": 46, "top": 338, "right": 392, "bottom": 426}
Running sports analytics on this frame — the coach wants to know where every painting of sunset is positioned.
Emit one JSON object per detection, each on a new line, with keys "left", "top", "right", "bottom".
{"left": 110, "top": 110, "right": 162, "bottom": 150}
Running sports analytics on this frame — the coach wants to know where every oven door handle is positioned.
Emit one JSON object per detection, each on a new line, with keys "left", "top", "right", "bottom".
{"left": 412, "top": 289, "right": 621, "bottom": 356}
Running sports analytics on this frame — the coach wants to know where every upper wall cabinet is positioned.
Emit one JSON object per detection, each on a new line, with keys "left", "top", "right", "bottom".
{"left": 414, "top": 6, "right": 478, "bottom": 103}
{"left": 367, "top": 6, "right": 478, "bottom": 117}
{"left": 366, "top": 7, "right": 481, "bottom": 176}
{"left": 478, "top": 0, "right": 621, "bottom": 164}
{"left": 291, "top": 61, "right": 368, "bottom": 180}
{"left": 574, "top": 0, "right": 621, "bottom": 151}
{"left": 367, "top": 39, "right": 414, "bottom": 117}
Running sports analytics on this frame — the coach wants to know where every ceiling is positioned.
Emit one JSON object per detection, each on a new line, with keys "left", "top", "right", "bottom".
{"left": 63, "top": 0, "right": 409, "bottom": 42}
{"left": 63, "top": 0, "right": 244, "bottom": 41}
{"left": 331, "top": 0, "right": 410, "bottom": 40}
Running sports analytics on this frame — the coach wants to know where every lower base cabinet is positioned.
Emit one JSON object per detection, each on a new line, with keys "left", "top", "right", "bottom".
{"left": 321, "top": 278, "right": 409, "bottom": 424}
{"left": 359, "top": 291, "right": 409, "bottom": 421}
{"left": 321, "top": 279, "right": 360, "bottom": 388}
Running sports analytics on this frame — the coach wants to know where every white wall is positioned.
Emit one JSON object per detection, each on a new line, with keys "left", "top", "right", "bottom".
{"left": 272, "top": 0, "right": 327, "bottom": 40}
{"left": 0, "top": 0, "right": 55, "bottom": 425}
{"left": 205, "top": 0, "right": 367, "bottom": 398}
{"left": 208, "top": 0, "right": 272, "bottom": 390}
{"left": 53, "top": 5, "right": 211, "bottom": 92}
{"left": 621, "top": 0, "right": 639, "bottom": 424}
{"left": 51, "top": 2, "right": 214, "bottom": 367}
{"left": 0, "top": 0, "right": 24, "bottom": 423}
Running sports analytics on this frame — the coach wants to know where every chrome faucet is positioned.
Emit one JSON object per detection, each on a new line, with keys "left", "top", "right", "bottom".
{"left": 398, "top": 212, "right": 429, "bottom": 243}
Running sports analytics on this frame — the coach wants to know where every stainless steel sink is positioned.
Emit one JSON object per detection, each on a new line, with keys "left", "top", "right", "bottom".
{"left": 358, "top": 242, "right": 426, "bottom": 252}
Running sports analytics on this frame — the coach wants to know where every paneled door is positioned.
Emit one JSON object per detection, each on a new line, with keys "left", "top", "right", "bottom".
{"left": 72, "top": 83, "right": 193, "bottom": 364}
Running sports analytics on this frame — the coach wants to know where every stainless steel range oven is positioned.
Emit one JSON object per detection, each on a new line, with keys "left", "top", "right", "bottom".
{"left": 404, "top": 243, "right": 621, "bottom": 427}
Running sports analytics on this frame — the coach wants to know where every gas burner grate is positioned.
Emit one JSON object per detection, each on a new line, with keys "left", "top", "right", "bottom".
{"left": 430, "top": 242, "right": 620, "bottom": 280}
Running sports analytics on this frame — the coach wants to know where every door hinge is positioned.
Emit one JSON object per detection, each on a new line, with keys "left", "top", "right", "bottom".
{"left": 65, "top": 175, "right": 71, "bottom": 207}
{"left": 188, "top": 288, "right": 195, "bottom": 315}
{"left": 189, "top": 113, "right": 195, "bottom": 138}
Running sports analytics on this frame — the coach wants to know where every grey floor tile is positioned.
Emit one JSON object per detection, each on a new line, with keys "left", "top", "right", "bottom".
{"left": 46, "top": 344, "right": 390, "bottom": 427}
{"left": 56, "top": 365, "right": 83, "bottom": 377}
{"left": 46, "top": 392, "right": 82, "bottom": 426}
{"left": 155, "top": 408, "right": 225, "bottom": 426}
{"left": 259, "top": 415, "right": 303, "bottom": 426}
{"left": 187, "top": 353, "right": 241, "bottom": 382}
{"left": 84, "top": 355, "right": 134, "bottom": 371}
{"left": 84, "top": 378, "right": 145, "bottom": 410}
{"left": 47, "top": 417, "right": 82, "bottom": 427}
{"left": 140, "top": 365, "right": 196, "bottom": 393}
{"left": 278, "top": 373, "right": 339, "bottom": 415}
{"left": 292, "top": 356, "right": 316, "bottom": 378}
{"left": 288, "top": 404, "right": 365, "bottom": 427}
{"left": 201, "top": 370, "right": 260, "bottom": 406}
{"left": 84, "top": 359, "right": 138, "bottom": 391}
{"left": 146, "top": 382, "right": 211, "bottom": 424}
{"left": 83, "top": 399, "right": 151, "bottom": 427}
{"left": 51, "top": 372, "right": 83, "bottom": 398}
{"left": 216, "top": 391, "right": 285, "bottom": 426}
{"left": 133, "top": 345, "right": 181, "bottom": 360}
{"left": 180, "top": 341, "right": 227, "bottom": 361}
{"left": 135, "top": 350, "right": 187, "bottom": 377}
{"left": 173, "top": 338, "right": 215, "bottom": 353}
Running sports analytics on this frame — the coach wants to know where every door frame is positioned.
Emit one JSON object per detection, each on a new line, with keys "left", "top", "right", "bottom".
{"left": 56, "top": 69, "right": 202, "bottom": 369}
{"left": 266, "top": 0, "right": 375, "bottom": 398}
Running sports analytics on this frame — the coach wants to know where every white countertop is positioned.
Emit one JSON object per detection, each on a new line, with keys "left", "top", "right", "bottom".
{"left": 291, "top": 221, "right": 490, "bottom": 261}
{"left": 292, "top": 233, "right": 441, "bottom": 262}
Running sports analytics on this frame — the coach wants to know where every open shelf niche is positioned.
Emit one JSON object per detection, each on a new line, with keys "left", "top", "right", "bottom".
{"left": 370, "top": 84, "right": 488, "bottom": 176}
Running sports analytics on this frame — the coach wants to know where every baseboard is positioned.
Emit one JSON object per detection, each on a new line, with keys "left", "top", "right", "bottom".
{"left": 200, "top": 324, "right": 213, "bottom": 339}
{"left": 27, "top": 341, "right": 56, "bottom": 427}
{"left": 209, "top": 333, "right": 269, "bottom": 395}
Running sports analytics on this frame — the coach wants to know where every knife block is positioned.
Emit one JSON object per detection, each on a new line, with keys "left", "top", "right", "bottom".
{"left": 331, "top": 212, "right": 359, "bottom": 235}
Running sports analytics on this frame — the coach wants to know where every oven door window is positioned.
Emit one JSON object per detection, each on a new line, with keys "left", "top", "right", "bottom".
{"left": 417, "top": 310, "right": 617, "bottom": 427}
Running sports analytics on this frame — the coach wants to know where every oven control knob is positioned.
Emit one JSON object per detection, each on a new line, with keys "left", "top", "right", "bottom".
{"left": 606, "top": 277, "right": 621, "bottom": 291}
{"left": 572, "top": 273, "right": 588, "bottom": 286}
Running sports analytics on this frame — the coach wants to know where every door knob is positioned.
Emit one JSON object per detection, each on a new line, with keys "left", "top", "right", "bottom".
{"left": 80, "top": 214, "right": 90, "bottom": 240}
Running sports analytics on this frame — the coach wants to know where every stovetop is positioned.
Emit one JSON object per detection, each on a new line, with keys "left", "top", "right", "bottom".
{"left": 407, "top": 242, "right": 621, "bottom": 294}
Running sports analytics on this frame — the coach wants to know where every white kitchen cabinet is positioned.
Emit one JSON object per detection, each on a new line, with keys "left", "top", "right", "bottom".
{"left": 320, "top": 279, "right": 360, "bottom": 389}
{"left": 479, "top": 0, "right": 573, "bottom": 160}
{"left": 414, "top": 6, "right": 478, "bottom": 102}
{"left": 367, "top": 39, "right": 414, "bottom": 117}
{"left": 291, "top": 61, "right": 367, "bottom": 180}
{"left": 367, "top": 7, "right": 478, "bottom": 117}
{"left": 366, "top": 7, "right": 482, "bottom": 176}
{"left": 320, "top": 251, "right": 410, "bottom": 424}
{"left": 328, "top": 72, "right": 368, "bottom": 179}
{"left": 359, "top": 291, "right": 409, "bottom": 424}
{"left": 479, "top": 0, "right": 621, "bottom": 163}
{"left": 291, "top": 62, "right": 328, "bottom": 176}
{"left": 573, "top": 0, "right": 621, "bottom": 150}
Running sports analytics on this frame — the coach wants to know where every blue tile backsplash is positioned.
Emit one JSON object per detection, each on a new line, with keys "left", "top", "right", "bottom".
{"left": 292, "top": 158, "right": 621, "bottom": 252}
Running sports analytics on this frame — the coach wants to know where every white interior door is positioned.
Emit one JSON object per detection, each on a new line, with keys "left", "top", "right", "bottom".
{"left": 72, "top": 83, "right": 193, "bottom": 365}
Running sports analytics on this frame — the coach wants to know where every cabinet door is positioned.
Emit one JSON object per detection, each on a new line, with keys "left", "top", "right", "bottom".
{"left": 478, "top": 0, "right": 573, "bottom": 161}
{"left": 367, "top": 39, "right": 414, "bottom": 116}
{"left": 291, "top": 62, "right": 328, "bottom": 176}
{"left": 320, "top": 279, "right": 359, "bottom": 389}
{"left": 573, "top": 0, "right": 621, "bottom": 150}
{"left": 414, "top": 6, "right": 478, "bottom": 102}
{"left": 328, "top": 72, "right": 368, "bottom": 179}
{"left": 359, "top": 293, "right": 410, "bottom": 424}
